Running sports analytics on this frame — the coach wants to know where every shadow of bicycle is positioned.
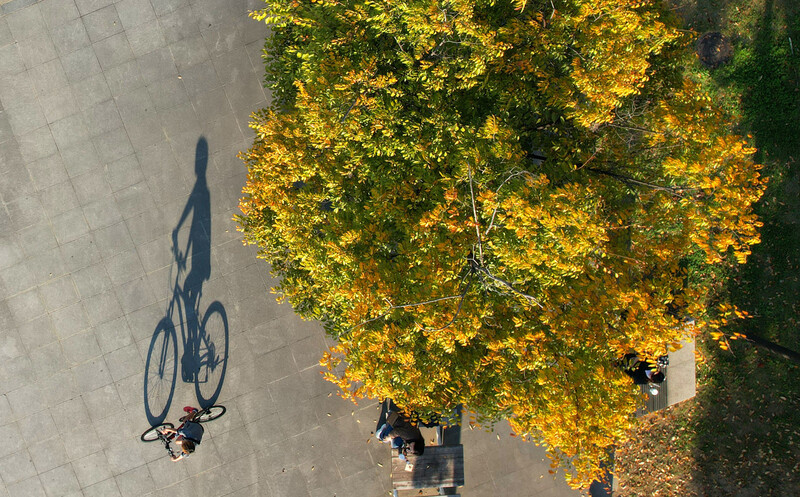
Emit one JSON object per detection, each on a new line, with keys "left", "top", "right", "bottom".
{"left": 144, "top": 137, "right": 230, "bottom": 425}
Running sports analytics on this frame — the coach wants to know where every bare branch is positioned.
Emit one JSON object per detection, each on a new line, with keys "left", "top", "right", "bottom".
{"left": 417, "top": 279, "right": 473, "bottom": 333}
{"left": 467, "top": 165, "right": 484, "bottom": 265}
{"left": 472, "top": 263, "right": 543, "bottom": 309}
{"left": 485, "top": 170, "right": 535, "bottom": 236}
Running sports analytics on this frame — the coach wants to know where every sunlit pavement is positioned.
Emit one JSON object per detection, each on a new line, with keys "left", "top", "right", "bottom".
{"left": 0, "top": 1, "right": 582, "bottom": 495}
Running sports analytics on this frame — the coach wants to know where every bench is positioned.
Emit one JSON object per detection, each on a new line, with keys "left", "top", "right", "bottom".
{"left": 391, "top": 445, "right": 465, "bottom": 493}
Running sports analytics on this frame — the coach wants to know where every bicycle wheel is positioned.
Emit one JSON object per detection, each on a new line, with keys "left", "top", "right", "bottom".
{"left": 194, "top": 301, "right": 229, "bottom": 406}
{"left": 195, "top": 405, "right": 226, "bottom": 423}
{"left": 140, "top": 423, "right": 174, "bottom": 442}
{"left": 144, "top": 318, "right": 178, "bottom": 425}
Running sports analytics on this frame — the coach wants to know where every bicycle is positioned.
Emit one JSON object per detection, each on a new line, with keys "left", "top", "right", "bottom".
{"left": 143, "top": 242, "right": 229, "bottom": 424}
{"left": 140, "top": 405, "right": 227, "bottom": 458}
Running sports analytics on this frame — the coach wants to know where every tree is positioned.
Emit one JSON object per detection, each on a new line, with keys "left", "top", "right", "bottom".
{"left": 238, "top": 0, "right": 766, "bottom": 486}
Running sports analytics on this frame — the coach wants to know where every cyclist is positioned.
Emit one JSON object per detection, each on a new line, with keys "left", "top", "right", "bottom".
{"left": 160, "top": 406, "right": 205, "bottom": 461}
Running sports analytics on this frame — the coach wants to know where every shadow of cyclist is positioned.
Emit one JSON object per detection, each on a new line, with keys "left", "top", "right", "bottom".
{"left": 172, "top": 138, "right": 213, "bottom": 385}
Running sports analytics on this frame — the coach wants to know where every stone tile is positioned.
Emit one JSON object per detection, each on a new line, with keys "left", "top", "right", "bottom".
{"left": 103, "top": 59, "right": 143, "bottom": 97}
{"left": 5, "top": 99, "right": 46, "bottom": 135}
{"left": 17, "top": 34, "right": 58, "bottom": 69}
{"left": 18, "top": 314, "right": 57, "bottom": 351}
{"left": 136, "top": 47, "right": 176, "bottom": 84}
{"left": 125, "top": 207, "right": 171, "bottom": 246}
{"left": 115, "top": 86, "right": 154, "bottom": 123}
{"left": 25, "top": 154, "right": 68, "bottom": 192}
{"left": 181, "top": 59, "right": 222, "bottom": 95}
{"left": 50, "top": 207, "right": 90, "bottom": 244}
{"left": 59, "top": 233, "right": 101, "bottom": 272}
{"left": 93, "top": 32, "right": 133, "bottom": 70}
{"left": 0, "top": 18, "right": 11, "bottom": 48}
{"left": 212, "top": 46, "right": 255, "bottom": 86}
{"left": 0, "top": 43, "right": 26, "bottom": 78}
{"left": 72, "top": 451, "right": 113, "bottom": 488}
{"left": 105, "top": 153, "right": 144, "bottom": 192}
{"left": 60, "top": 45, "right": 102, "bottom": 82}
{"left": 39, "top": 369, "right": 79, "bottom": 408}
{"left": 0, "top": 355, "right": 34, "bottom": 395}
{"left": 82, "top": 478, "right": 122, "bottom": 497}
{"left": 16, "top": 222, "right": 58, "bottom": 257}
{"left": 103, "top": 436, "right": 145, "bottom": 475}
{"left": 202, "top": 21, "right": 245, "bottom": 58}
{"left": 0, "top": 425, "right": 25, "bottom": 458}
{"left": 29, "top": 57, "right": 70, "bottom": 96}
{"left": 49, "top": 301, "right": 90, "bottom": 339}
{"left": 71, "top": 167, "right": 113, "bottom": 204}
{"left": 94, "top": 316, "right": 133, "bottom": 353}
{"left": 0, "top": 71, "right": 37, "bottom": 107}
{"left": 0, "top": 262, "right": 37, "bottom": 297}
{"left": 7, "top": 475, "right": 46, "bottom": 497}
{"left": 49, "top": 112, "right": 90, "bottom": 150}
{"left": 114, "top": 276, "right": 156, "bottom": 314}
{"left": 0, "top": 449, "right": 36, "bottom": 485}
{"left": 122, "top": 301, "right": 162, "bottom": 342}
{"left": 61, "top": 329, "right": 102, "bottom": 365}
{"left": 17, "top": 411, "right": 58, "bottom": 444}
{"left": 28, "top": 436, "right": 69, "bottom": 473}
{"left": 83, "top": 99, "right": 122, "bottom": 136}
{"left": 82, "top": 195, "right": 123, "bottom": 229}
{"left": 61, "top": 423, "right": 102, "bottom": 460}
{"left": 71, "top": 72, "right": 112, "bottom": 109}
{"left": 114, "top": 181, "right": 155, "bottom": 219}
{"left": 60, "top": 139, "right": 102, "bottom": 178}
{"left": 73, "top": 357, "right": 113, "bottom": 393}
{"left": 160, "top": 8, "right": 200, "bottom": 44}
{"left": 146, "top": 75, "right": 188, "bottom": 111}
{"left": 71, "top": 263, "right": 112, "bottom": 298}
{"left": 28, "top": 340, "right": 67, "bottom": 378}
{"left": 104, "top": 343, "right": 143, "bottom": 383}
{"left": 104, "top": 249, "right": 144, "bottom": 285}
{"left": 93, "top": 126, "right": 133, "bottom": 165}
{"left": 74, "top": 0, "right": 113, "bottom": 16}
{"left": 115, "top": 461, "right": 155, "bottom": 497}
{"left": 39, "top": 275, "right": 79, "bottom": 311}
{"left": 115, "top": 0, "right": 156, "bottom": 30}
{"left": 82, "top": 5, "right": 123, "bottom": 42}
{"left": 17, "top": 125, "right": 58, "bottom": 163}
{"left": 5, "top": 4, "right": 46, "bottom": 41}
{"left": 126, "top": 21, "right": 165, "bottom": 58}
{"left": 49, "top": 17, "right": 91, "bottom": 56}
{"left": 39, "top": 86, "right": 79, "bottom": 125}
{"left": 39, "top": 0, "right": 81, "bottom": 27}
{"left": 124, "top": 114, "right": 165, "bottom": 150}
{"left": 0, "top": 110, "right": 14, "bottom": 144}
{"left": 169, "top": 35, "right": 210, "bottom": 71}
{"left": 6, "top": 289, "right": 45, "bottom": 324}
{"left": 93, "top": 221, "right": 135, "bottom": 259}
{"left": 83, "top": 291, "right": 124, "bottom": 326}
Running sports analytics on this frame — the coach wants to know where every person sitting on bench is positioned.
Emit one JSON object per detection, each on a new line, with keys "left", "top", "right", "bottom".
{"left": 376, "top": 410, "right": 425, "bottom": 460}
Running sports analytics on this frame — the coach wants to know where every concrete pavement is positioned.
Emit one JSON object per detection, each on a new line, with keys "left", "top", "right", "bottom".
{"left": 0, "top": 0, "right": 583, "bottom": 495}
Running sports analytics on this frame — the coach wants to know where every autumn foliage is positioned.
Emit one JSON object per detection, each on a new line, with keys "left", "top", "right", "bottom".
{"left": 238, "top": 0, "right": 765, "bottom": 486}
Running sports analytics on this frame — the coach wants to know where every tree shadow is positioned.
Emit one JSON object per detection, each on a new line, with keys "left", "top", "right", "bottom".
{"left": 687, "top": 1, "right": 800, "bottom": 493}
{"left": 144, "top": 137, "right": 230, "bottom": 426}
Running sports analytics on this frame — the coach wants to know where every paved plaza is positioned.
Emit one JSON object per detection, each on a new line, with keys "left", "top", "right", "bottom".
{"left": 0, "top": 0, "right": 583, "bottom": 495}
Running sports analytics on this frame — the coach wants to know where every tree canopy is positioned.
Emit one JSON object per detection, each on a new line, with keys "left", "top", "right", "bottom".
{"left": 238, "top": 0, "right": 766, "bottom": 486}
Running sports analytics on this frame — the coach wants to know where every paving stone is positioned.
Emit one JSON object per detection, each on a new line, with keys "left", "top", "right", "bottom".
{"left": 28, "top": 340, "right": 67, "bottom": 378}
{"left": 17, "top": 314, "right": 57, "bottom": 351}
{"left": 50, "top": 301, "right": 90, "bottom": 339}
{"left": 39, "top": 275, "right": 79, "bottom": 311}
{"left": 83, "top": 291, "right": 124, "bottom": 326}
{"left": 49, "top": 17, "right": 91, "bottom": 56}
{"left": 6, "top": 475, "right": 46, "bottom": 497}
{"left": 83, "top": 98, "right": 122, "bottom": 136}
{"left": 74, "top": 0, "right": 113, "bottom": 16}
{"left": 16, "top": 221, "right": 59, "bottom": 257}
{"left": 170, "top": 35, "right": 210, "bottom": 71}
{"left": 0, "top": 449, "right": 37, "bottom": 485}
{"left": 17, "top": 33, "right": 58, "bottom": 69}
{"left": 61, "top": 45, "right": 102, "bottom": 82}
{"left": 82, "top": 4, "right": 122, "bottom": 42}
{"left": 103, "top": 58, "right": 143, "bottom": 97}
{"left": 5, "top": 4, "right": 46, "bottom": 41}
{"left": 50, "top": 207, "right": 90, "bottom": 244}
{"left": 125, "top": 20, "right": 165, "bottom": 57}
{"left": 72, "top": 450, "right": 113, "bottom": 488}
{"left": 93, "top": 32, "right": 133, "bottom": 70}
{"left": 136, "top": 47, "right": 176, "bottom": 84}
{"left": 69, "top": 78, "right": 109, "bottom": 118}
{"left": 93, "top": 126, "right": 134, "bottom": 165}
{"left": 17, "top": 125, "right": 58, "bottom": 163}
{"left": 39, "top": 86, "right": 78, "bottom": 124}
{"left": 39, "top": 0, "right": 81, "bottom": 28}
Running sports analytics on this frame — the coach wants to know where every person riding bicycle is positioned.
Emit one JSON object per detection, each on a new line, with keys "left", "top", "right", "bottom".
{"left": 160, "top": 406, "right": 205, "bottom": 461}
